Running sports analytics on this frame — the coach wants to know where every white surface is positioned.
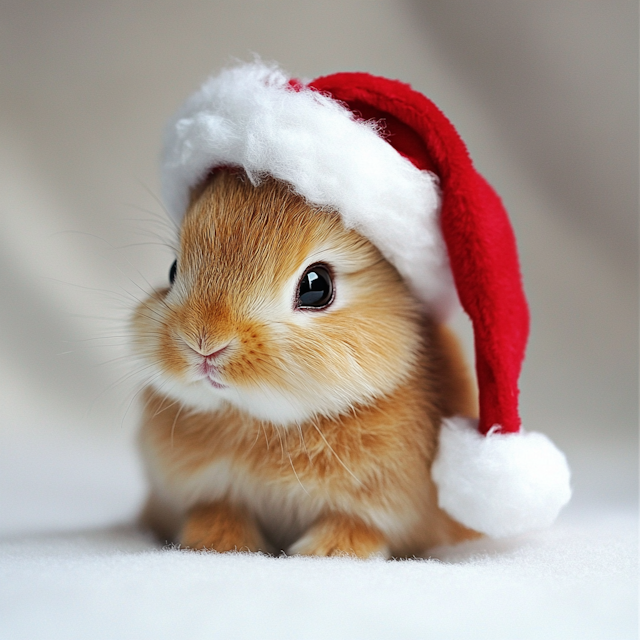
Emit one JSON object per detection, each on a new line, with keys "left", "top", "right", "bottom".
{"left": 0, "top": 510, "right": 636, "bottom": 640}
{"left": 0, "top": 415, "right": 637, "bottom": 640}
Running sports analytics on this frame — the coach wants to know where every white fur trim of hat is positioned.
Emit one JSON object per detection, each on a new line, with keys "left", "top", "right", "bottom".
{"left": 161, "top": 61, "right": 457, "bottom": 320}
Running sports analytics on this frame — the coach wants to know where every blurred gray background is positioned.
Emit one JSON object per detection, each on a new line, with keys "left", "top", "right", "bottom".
{"left": 0, "top": 0, "right": 637, "bottom": 533}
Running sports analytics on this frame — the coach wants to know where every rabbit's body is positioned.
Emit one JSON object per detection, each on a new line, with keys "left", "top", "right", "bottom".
{"left": 133, "top": 171, "right": 478, "bottom": 557}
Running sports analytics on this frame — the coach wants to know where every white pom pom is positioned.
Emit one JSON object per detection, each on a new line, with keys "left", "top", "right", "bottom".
{"left": 431, "top": 417, "right": 572, "bottom": 538}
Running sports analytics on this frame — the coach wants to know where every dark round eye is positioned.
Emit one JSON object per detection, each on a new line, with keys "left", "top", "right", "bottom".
{"left": 297, "top": 264, "right": 333, "bottom": 309}
{"left": 169, "top": 259, "right": 177, "bottom": 285}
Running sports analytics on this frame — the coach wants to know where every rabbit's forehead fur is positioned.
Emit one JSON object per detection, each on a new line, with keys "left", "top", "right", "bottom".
{"left": 133, "top": 172, "right": 423, "bottom": 425}
{"left": 176, "top": 173, "right": 374, "bottom": 316}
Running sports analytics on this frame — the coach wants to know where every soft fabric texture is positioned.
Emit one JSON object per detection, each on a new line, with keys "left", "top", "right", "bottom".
{"left": 1, "top": 515, "right": 636, "bottom": 640}
{"left": 431, "top": 417, "right": 572, "bottom": 537}
{"left": 310, "top": 71, "right": 529, "bottom": 437}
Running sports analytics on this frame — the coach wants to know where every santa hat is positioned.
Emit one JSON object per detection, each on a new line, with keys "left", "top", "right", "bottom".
{"left": 161, "top": 61, "right": 571, "bottom": 539}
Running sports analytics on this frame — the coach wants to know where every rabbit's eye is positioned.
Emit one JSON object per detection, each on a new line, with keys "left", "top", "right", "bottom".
{"left": 297, "top": 264, "right": 333, "bottom": 309}
{"left": 169, "top": 259, "right": 177, "bottom": 285}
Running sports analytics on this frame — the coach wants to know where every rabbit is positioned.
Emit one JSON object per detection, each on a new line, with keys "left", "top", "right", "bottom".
{"left": 131, "top": 168, "right": 479, "bottom": 558}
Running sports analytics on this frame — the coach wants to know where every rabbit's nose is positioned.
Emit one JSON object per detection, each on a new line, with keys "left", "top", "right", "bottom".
{"left": 181, "top": 332, "right": 230, "bottom": 360}
{"left": 203, "top": 345, "right": 228, "bottom": 361}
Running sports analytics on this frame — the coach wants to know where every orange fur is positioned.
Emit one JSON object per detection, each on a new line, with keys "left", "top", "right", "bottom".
{"left": 290, "top": 513, "right": 388, "bottom": 558}
{"left": 181, "top": 501, "right": 266, "bottom": 552}
{"left": 132, "top": 172, "right": 479, "bottom": 558}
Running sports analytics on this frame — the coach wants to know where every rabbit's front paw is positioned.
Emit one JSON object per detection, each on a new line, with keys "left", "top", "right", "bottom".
{"left": 289, "top": 513, "right": 389, "bottom": 559}
{"left": 180, "top": 501, "right": 266, "bottom": 553}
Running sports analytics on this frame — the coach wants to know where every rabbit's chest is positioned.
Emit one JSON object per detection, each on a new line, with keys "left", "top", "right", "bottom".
{"left": 141, "top": 398, "right": 424, "bottom": 546}
{"left": 161, "top": 455, "right": 327, "bottom": 546}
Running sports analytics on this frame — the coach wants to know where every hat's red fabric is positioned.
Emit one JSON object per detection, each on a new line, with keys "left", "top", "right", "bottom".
{"left": 309, "top": 73, "right": 530, "bottom": 436}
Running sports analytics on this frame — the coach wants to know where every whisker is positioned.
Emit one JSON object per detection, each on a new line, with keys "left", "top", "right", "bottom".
{"left": 311, "top": 422, "right": 362, "bottom": 486}
{"left": 134, "top": 180, "right": 179, "bottom": 233}
{"left": 296, "top": 423, "right": 313, "bottom": 465}
{"left": 261, "top": 422, "right": 270, "bottom": 451}
{"left": 64, "top": 335, "right": 133, "bottom": 343}
{"left": 152, "top": 395, "right": 183, "bottom": 418}
{"left": 287, "top": 451, "right": 311, "bottom": 497}
{"left": 119, "top": 372, "right": 164, "bottom": 430}
{"left": 86, "top": 360, "right": 159, "bottom": 414}
{"left": 274, "top": 423, "right": 286, "bottom": 461}
{"left": 171, "top": 402, "right": 186, "bottom": 447}
{"left": 248, "top": 421, "right": 263, "bottom": 452}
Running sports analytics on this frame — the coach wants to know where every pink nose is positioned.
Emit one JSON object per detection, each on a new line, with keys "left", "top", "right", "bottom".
{"left": 186, "top": 340, "right": 229, "bottom": 360}
{"left": 202, "top": 345, "right": 228, "bottom": 361}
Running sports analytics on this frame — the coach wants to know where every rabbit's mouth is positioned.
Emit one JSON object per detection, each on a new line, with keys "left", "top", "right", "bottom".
{"left": 195, "top": 356, "right": 229, "bottom": 389}
{"left": 196, "top": 367, "right": 229, "bottom": 390}
{"left": 186, "top": 363, "right": 229, "bottom": 391}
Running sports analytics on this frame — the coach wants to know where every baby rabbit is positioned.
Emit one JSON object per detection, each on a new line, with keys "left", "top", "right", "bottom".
{"left": 132, "top": 169, "right": 478, "bottom": 558}
{"left": 130, "top": 61, "right": 571, "bottom": 551}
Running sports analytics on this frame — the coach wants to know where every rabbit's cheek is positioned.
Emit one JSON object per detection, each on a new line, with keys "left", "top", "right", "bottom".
{"left": 221, "top": 328, "right": 280, "bottom": 388}
{"left": 155, "top": 333, "right": 195, "bottom": 380}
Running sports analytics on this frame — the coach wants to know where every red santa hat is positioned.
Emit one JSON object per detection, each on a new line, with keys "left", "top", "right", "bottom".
{"left": 161, "top": 61, "right": 571, "bottom": 538}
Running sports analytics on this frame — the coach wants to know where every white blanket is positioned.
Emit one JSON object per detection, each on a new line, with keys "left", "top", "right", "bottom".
{"left": 1, "top": 424, "right": 636, "bottom": 640}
